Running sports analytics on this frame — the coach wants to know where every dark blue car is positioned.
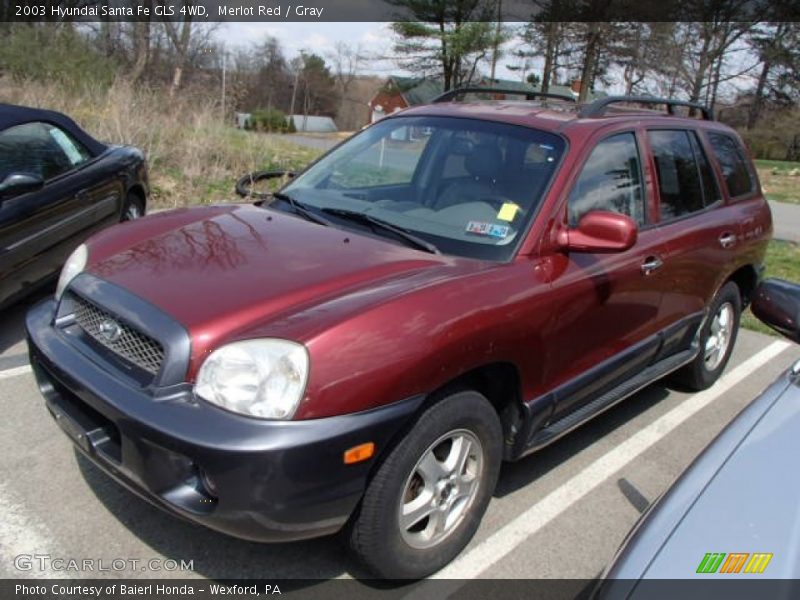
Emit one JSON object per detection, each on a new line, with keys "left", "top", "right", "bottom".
{"left": 0, "top": 103, "right": 149, "bottom": 308}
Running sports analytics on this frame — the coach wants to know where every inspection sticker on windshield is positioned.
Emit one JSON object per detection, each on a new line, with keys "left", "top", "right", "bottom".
{"left": 466, "top": 221, "right": 510, "bottom": 238}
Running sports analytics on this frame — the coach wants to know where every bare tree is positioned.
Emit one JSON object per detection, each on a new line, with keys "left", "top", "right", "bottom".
{"left": 747, "top": 19, "right": 800, "bottom": 128}
{"left": 576, "top": 22, "right": 606, "bottom": 102}
{"left": 161, "top": 1, "right": 194, "bottom": 97}
{"left": 673, "top": 1, "right": 758, "bottom": 111}
{"left": 541, "top": 22, "right": 568, "bottom": 92}
{"left": 129, "top": 15, "right": 152, "bottom": 84}
{"left": 328, "top": 42, "right": 369, "bottom": 129}
{"left": 610, "top": 23, "right": 657, "bottom": 95}
{"left": 329, "top": 42, "right": 364, "bottom": 103}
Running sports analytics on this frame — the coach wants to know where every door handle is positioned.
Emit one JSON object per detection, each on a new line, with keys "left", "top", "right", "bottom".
{"left": 719, "top": 232, "right": 737, "bottom": 249}
{"left": 75, "top": 190, "right": 90, "bottom": 202}
{"left": 641, "top": 256, "right": 663, "bottom": 275}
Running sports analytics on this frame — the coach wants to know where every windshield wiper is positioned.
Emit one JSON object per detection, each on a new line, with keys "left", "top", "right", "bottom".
{"left": 270, "top": 192, "right": 332, "bottom": 227}
{"left": 321, "top": 208, "right": 440, "bottom": 254}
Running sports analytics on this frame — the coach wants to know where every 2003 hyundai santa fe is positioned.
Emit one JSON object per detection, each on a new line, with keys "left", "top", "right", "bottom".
{"left": 26, "top": 90, "right": 771, "bottom": 578}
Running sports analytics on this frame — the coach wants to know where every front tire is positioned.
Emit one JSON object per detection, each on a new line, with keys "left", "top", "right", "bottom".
{"left": 348, "top": 390, "right": 502, "bottom": 579}
{"left": 672, "top": 281, "right": 741, "bottom": 391}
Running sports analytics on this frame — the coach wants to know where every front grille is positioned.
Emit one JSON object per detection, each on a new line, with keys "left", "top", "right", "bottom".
{"left": 70, "top": 294, "right": 165, "bottom": 376}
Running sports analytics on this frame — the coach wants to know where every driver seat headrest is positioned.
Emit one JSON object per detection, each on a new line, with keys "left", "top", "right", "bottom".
{"left": 465, "top": 143, "right": 502, "bottom": 181}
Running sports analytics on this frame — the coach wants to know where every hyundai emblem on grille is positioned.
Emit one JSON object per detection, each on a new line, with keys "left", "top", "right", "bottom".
{"left": 98, "top": 319, "right": 123, "bottom": 343}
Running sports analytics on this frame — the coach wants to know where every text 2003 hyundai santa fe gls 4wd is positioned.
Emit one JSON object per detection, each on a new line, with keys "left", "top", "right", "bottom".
{"left": 27, "top": 91, "right": 770, "bottom": 578}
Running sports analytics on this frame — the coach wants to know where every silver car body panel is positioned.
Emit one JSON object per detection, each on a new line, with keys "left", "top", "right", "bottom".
{"left": 603, "top": 364, "right": 799, "bottom": 587}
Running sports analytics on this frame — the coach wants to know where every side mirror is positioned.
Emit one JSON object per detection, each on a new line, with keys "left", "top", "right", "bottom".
{"left": 0, "top": 173, "right": 44, "bottom": 200}
{"left": 751, "top": 278, "right": 800, "bottom": 344}
{"left": 559, "top": 211, "right": 638, "bottom": 253}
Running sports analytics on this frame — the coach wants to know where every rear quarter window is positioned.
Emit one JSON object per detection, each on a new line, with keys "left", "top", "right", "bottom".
{"left": 707, "top": 132, "right": 756, "bottom": 199}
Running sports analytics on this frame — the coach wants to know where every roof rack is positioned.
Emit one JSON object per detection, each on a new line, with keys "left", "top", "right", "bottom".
{"left": 579, "top": 96, "right": 714, "bottom": 120}
{"left": 433, "top": 87, "right": 576, "bottom": 104}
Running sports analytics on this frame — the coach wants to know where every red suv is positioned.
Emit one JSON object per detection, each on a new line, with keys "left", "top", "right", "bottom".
{"left": 26, "top": 91, "right": 771, "bottom": 579}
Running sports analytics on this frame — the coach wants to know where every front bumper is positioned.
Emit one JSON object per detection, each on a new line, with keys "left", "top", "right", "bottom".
{"left": 26, "top": 298, "right": 423, "bottom": 542}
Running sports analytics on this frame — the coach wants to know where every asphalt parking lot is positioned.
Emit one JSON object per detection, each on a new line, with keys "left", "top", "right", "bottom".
{"left": 1, "top": 288, "right": 798, "bottom": 585}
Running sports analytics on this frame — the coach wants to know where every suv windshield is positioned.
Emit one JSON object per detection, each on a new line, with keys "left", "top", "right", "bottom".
{"left": 281, "top": 116, "right": 565, "bottom": 261}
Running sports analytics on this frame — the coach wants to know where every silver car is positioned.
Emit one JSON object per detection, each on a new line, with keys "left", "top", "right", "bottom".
{"left": 597, "top": 278, "right": 800, "bottom": 597}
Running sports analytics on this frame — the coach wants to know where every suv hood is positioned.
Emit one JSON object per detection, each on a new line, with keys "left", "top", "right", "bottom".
{"left": 84, "top": 204, "right": 470, "bottom": 363}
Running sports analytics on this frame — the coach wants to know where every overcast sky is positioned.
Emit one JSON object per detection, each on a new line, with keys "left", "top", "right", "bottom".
{"left": 211, "top": 23, "right": 764, "bottom": 101}
{"left": 216, "top": 22, "right": 526, "bottom": 82}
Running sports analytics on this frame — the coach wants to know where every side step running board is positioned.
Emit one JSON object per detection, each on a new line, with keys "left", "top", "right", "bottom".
{"left": 523, "top": 349, "right": 697, "bottom": 455}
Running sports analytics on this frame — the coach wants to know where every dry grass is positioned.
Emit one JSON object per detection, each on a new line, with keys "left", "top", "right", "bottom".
{"left": 0, "top": 79, "right": 321, "bottom": 208}
{"left": 755, "top": 159, "right": 800, "bottom": 205}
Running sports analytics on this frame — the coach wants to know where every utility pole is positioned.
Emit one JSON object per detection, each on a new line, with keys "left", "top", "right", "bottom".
{"left": 288, "top": 65, "right": 301, "bottom": 131}
{"left": 289, "top": 68, "right": 300, "bottom": 117}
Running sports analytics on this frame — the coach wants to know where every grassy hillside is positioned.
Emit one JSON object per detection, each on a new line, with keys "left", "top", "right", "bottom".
{"left": 0, "top": 79, "right": 322, "bottom": 208}
{"left": 755, "top": 159, "right": 800, "bottom": 205}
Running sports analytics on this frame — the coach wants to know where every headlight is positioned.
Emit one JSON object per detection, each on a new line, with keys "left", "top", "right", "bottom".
{"left": 55, "top": 244, "right": 88, "bottom": 301}
{"left": 195, "top": 339, "right": 309, "bottom": 420}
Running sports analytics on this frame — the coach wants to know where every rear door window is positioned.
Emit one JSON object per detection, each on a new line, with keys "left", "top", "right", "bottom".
{"left": 648, "top": 130, "right": 715, "bottom": 221}
{"left": 707, "top": 132, "right": 755, "bottom": 199}
{"left": 46, "top": 126, "right": 91, "bottom": 167}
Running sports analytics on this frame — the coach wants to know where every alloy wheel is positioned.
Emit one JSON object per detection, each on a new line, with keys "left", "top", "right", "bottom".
{"left": 704, "top": 301, "right": 734, "bottom": 371}
{"left": 398, "top": 429, "right": 484, "bottom": 550}
{"left": 123, "top": 202, "right": 142, "bottom": 221}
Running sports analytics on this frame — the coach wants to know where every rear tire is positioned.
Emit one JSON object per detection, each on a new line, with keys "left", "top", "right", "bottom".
{"left": 121, "top": 193, "right": 145, "bottom": 221}
{"left": 348, "top": 390, "right": 502, "bottom": 579}
{"left": 671, "top": 281, "right": 741, "bottom": 391}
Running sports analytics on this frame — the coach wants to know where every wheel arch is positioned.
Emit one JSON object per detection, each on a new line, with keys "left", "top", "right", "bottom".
{"left": 126, "top": 184, "right": 148, "bottom": 211}
{"left": 724, "top": 263, "right": 759, "bottom": 307}
{"left": 425, "top": 362, "right": 524, "bottom": 445}
{"left": 369, "top": 361, "right": 525, "bottom": 480}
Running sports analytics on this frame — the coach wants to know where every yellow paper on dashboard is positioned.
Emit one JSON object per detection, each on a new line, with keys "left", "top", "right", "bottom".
{"left": 497, "top": 202, "right": 520, "bottom": 222}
